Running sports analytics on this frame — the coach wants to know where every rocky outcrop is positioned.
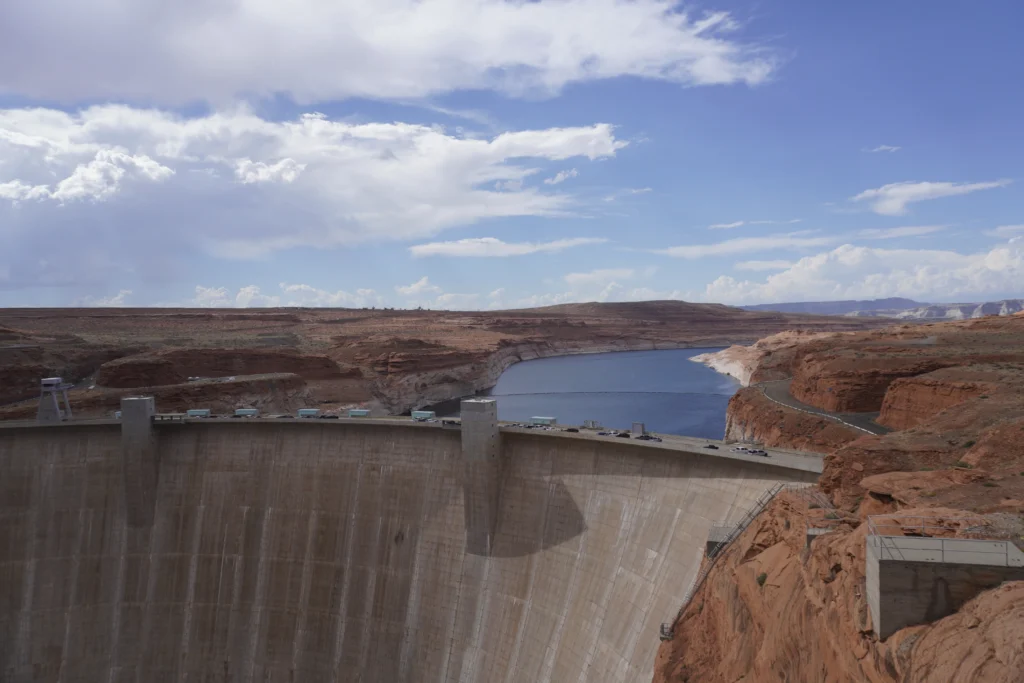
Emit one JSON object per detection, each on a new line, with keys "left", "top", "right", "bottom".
{"left": 689, "top": 330, "right": 839, "bottom": 386}
{"left": 654, "top": 499, "right": 1024, "bottom": 683}
{"left": 724, "top": 387, "right": 865, "bottom": 451}
{"left": 96, "top": 348, "right": 352, "bottom": 388}
{"left": 659, "top": 314, "right": 1024, "bottom": 683}
{"left": 878, "top": 372, "right": 993, "bottom": 430}
{"left": 371, "top": 338, "right": 693, "bottom": 414}
{"left": 789, "top": 354, "right": 957, "bottom": 413}
{"left": 0, "top": 325, "right": 129, "bottom": 404}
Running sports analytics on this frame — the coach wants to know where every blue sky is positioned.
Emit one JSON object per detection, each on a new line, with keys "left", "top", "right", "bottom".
{"left": 1, "top": 0, "right": 1022, "bottom": 309}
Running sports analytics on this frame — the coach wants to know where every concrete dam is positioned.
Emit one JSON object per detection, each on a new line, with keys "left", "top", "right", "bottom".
{"left": 0, "top": 400, "right": 819, "bottom": 683}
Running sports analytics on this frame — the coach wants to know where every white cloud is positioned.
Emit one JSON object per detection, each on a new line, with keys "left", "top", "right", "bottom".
{"left": 409, "top": 236, "right": 606, "bottom": 257}
{"left": 657, "top": 232, "right": 836, "bottom": 258}
{"left": 235, "top": 158, "right": 305, "bottom": 184}
{"left": 77, "top": 289, "right": 132, "bottom": 307}
{"left": 563, "top": 268, "right": 634, "bottom": 287}
{"left": 708, "top": 218, "right": 800, "bottom": 229}
{"left": 0, "top": 1, "right": 776, "bottom": 105}
{"left": 188, "top": 283, "right": 381, "bottom": 308}
{"left": 277, "top": 283, "right": 382, "bottom": 307}
{"left": 702, "top": 241, "right": 1024, "bottom": 304}
{"left": 395, "top": 276, "right": 442, "bottom": 296}
{"left": 435, "top": 292, "right": 481, "bottom": 309}
{"left": 734, "top": 260, "right": 793, "bottom": 271}
{"left": 602, "top": 187, "right": 653, "bottom": 202}
{"left": 191, "top": 286, "right": 235, "bottom": 308}
{"left": 544, "top": 168, "right": 579, "bottom": 185}
{"left": 0, "top": 106, "right": 627, "bottom": 288}
{"left": 865, "top": 145, "right": 901, "bottom": 153}
{"left": 856, "top": 225, "right": 945, "bottom": 240}
{"left": 494, "top": 179, "right": 525, "bottom": 192}
{"left": 852, "top": 180, "right": 1011, "bottom": 216}
{"left": 984, "top": 225, "right": 1024, "bottom": 238}
{"left": 749, "top": 218, "right": 801, "bottom": 226}
{"left": 0, "top": 149, "right": 173, "bottom": 203}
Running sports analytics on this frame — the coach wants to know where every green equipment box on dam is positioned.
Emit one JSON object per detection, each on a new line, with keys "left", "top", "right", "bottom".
{"left": 0, "top": 399, "right": 819, "bottom": 683}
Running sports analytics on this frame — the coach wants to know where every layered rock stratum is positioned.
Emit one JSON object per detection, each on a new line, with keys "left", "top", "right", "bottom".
{"left": 660, "top": 313, "right": 1024, "bottom": 683}
{"left": 0, "top": 302, "right": 883, "bottom": 419}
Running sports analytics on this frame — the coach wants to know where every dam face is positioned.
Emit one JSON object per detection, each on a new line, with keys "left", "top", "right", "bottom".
{"left": 0, "top": 420, "right": 816, "bottom": 683}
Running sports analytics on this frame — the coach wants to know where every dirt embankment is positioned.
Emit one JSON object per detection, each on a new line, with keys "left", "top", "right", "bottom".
{"left": 657, "top": 314, "right": 1024, "bottom": 683}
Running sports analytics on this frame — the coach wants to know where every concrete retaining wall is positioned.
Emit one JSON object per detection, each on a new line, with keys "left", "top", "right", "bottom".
{"left": 0, "top": 421, "right": 816, "bottom": 683}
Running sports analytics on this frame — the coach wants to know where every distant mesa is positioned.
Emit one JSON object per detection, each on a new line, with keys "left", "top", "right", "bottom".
{"left": 743, "top": 297, "right": 1024, "bottom": 320}
{"left": 742, "top": 298, "right": 926, "bottom": 316}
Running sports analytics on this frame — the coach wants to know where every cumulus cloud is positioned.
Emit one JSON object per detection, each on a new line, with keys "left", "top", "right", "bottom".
{"left": 0, "top": 105, "right": 626, "bottom": 288}
{"left": 544, "top": 168, "right": 579, "bottom": 185}
{"left": 235, "top": 158, "right": 305, "bottom": 184}
{"left": 0, "top": 149, "right": 173, "bottom": 203}
{"left": 395, "top": 277, "right": 442, "bottom": 296}
{"left": 702, "top": 241, "right": 1024, "bottom": 304}
{"left": 865, "top": 145, "right": 901, "bottom": 153}
{"left": 657, "top": 232, "right": 836, "bottom": 258}
{"left": 856, "top": 225, "right": 945, "bottom": 240}
{"left": 852, "top": 180, "right": 1011, "bottom": 216}
{"left": 188, "top": 283, "right": 382, "bottom": 308}
{"left": 409, "top": 236, "right": 606, "bottom": 257}
{"left": 0, "top": 1, "right": 776, "bottom": 105}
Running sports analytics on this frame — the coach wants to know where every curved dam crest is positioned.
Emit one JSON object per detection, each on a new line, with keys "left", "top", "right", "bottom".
{"left": 0, "top": 418, "right": 817, "bottom": 682}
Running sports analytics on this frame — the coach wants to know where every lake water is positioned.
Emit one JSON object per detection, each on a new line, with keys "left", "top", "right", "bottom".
{"left": 438, "top": 348, "right": 740, "bottom": 439}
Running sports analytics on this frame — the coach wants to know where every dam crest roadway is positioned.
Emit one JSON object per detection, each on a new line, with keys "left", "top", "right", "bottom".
{"left": 0, "top": 400, "right": 822, "bottom": 683}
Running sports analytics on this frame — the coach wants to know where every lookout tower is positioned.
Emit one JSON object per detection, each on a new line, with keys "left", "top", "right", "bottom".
{"left": 36, "top": 376, "right": 73, "bottom": 422}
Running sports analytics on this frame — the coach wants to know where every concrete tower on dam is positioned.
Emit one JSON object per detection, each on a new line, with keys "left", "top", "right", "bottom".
{"left": 0, "top": 399, "right": 819, "bottom": 683}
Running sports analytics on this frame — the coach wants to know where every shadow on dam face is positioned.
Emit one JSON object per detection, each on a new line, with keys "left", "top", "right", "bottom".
{"left": 0, "top": 421, "right": 816, "bottom": 683}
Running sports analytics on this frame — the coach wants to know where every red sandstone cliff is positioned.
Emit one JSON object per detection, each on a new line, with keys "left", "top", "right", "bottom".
{"left": 724, "top": 387, "right": 864, "bottom": 452}
{"left": 660, "top": 315, "right": 1024, "bottom": 683}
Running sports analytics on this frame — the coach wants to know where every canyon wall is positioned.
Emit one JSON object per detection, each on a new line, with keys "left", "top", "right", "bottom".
{"left": 658, "top": 315, "right": 1024, "bottom": 683}
{"left": 654, "top": 496, "right": 1024, "bottom": 683}
{"left": 724, "top": 388, "right": 864, "bottom": 452}
{"left": 372, "top": 338, "right": 698, "bottom": 414}
{"left": 0, "top": 420, "right": 815, "bottom": 683}
{"left": 878, "top": 373, "right": 993, "bottom": 430}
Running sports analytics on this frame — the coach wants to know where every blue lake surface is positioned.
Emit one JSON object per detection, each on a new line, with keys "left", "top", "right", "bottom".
{"left": 478, "top": 348, "right": 739, "bottom": 439}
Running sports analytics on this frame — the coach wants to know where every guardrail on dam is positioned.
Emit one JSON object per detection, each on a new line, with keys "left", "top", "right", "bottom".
{"left": 0, "top": 400, "right": 820, "bottom": 683}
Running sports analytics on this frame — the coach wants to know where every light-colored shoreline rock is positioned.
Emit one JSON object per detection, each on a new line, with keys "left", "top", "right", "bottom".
{"left": 689, "top": 346, "right": 757, "bottom": 386}
{"left": 375, "top": 337, "right": 754, "bottom": 414}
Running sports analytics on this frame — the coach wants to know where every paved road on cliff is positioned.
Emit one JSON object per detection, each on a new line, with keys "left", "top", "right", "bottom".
{"left": 755, "top": 379, "right": 891, "bottom": 436}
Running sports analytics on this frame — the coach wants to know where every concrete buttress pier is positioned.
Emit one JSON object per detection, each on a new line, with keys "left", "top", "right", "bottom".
{"left": 119, "top": 396, "right": 158, "bottom": 526}
{"left": 460, "top": 398, "right": 502, "bottom": 555}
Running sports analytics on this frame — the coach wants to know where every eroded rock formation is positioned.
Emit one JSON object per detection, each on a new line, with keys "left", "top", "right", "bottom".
{"left": 659, "top": 314, "right": 1024, "bottom": 683}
